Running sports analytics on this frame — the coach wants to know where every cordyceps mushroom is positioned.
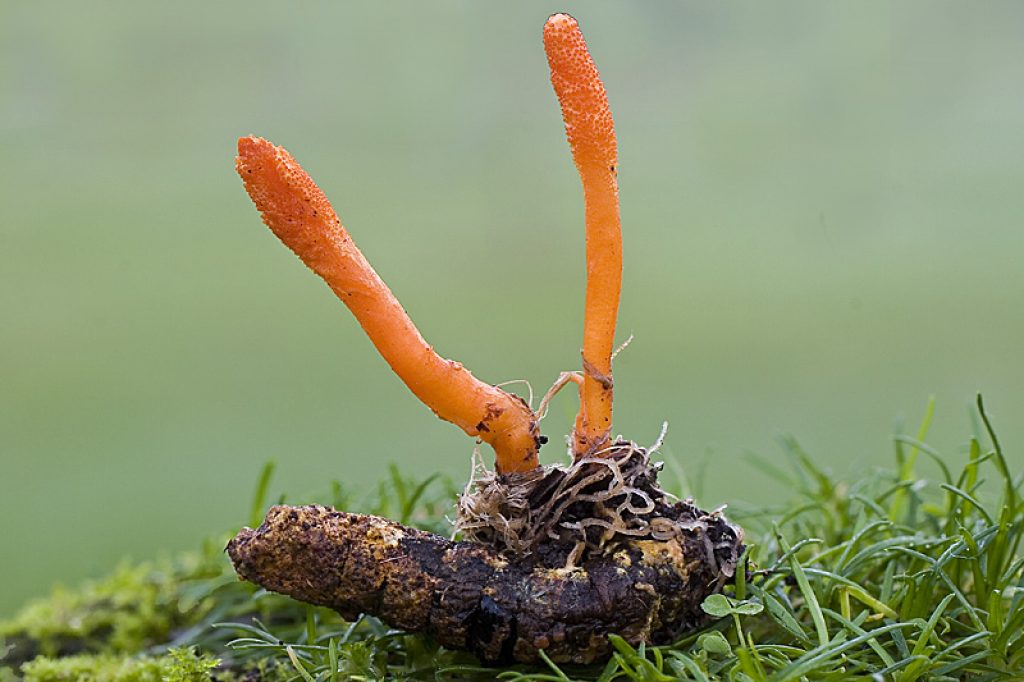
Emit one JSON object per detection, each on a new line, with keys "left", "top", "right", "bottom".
{"left": 227, "top": 14, "right": 743, "bottom": 666}
{"left": 235, "top": 136, "right": 541, "bottom": 476}
{"left": 545, "top": 13, "right": 622, "bottom": 460}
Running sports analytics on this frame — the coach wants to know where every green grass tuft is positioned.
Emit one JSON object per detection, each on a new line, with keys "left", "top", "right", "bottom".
{"left": 2, "top": 396, "right": 1022, "bottom": 680}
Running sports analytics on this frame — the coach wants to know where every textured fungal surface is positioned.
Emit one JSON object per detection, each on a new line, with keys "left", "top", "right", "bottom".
{"left": 228, "top": 502, "right": 742, "bottom": 664}
{"left": 235, "top": 135, "right": 542, "bottom": 474}
{"left": 544, "top": 13, "right": 623, "bottom": 457}
{"left": 456, "top": 442, "right": 740, "bottom": 562}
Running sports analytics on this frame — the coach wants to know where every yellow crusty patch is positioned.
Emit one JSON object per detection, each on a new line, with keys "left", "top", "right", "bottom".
{"left": 365, "top": 520, "right": 406, "bottom": 547}
{"left": 634, "top": 538, "right": 689, "bottom": 571}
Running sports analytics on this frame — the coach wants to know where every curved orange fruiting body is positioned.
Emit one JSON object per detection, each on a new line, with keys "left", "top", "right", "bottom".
{"left": 544, "top": 14, "right": 622, "bottom": 457}
{"left": 236, "top": 136, "right": 541, "bottom": 474}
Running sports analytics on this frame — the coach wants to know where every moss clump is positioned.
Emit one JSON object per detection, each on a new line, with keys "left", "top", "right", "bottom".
{"left": 1, "top": 561, "right": 181, "bottom": 655}
{"left": 18, "top": 647, "right": 219, "bottom": 682}
{"left": 0, "top": 539, "right": 235, "bottom": 666}
{"left": 0, "top": 562, "right": 183, "bottom": 659}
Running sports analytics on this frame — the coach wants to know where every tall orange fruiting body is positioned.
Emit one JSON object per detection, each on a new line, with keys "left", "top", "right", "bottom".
{"left": 544, "top": 14, "right": 622, "bottom": 457}
{"left": 236, "top": 136, "right": 541, "bottom": 474}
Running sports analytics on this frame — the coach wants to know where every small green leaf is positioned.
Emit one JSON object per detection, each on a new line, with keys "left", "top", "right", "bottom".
{"left": 698, "top": 630, "right": 732, "bottom": 656}
{"left": 732, "top": 600, "right": 764, "bottom": 616}
{"left": 701, "top": 593, "right": 763, "bottom": 618}
{"left": 701, "top": 593, "right": 732, "bottom": 618}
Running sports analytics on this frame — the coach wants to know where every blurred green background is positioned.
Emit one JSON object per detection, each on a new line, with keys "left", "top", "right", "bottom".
{"left": 3, "top": 1, "right": 1023, "bottom": 614}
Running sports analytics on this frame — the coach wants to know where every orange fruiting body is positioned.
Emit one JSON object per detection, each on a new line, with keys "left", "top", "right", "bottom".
{"left": 236, "top": 136, "right": 541, "bottom": 474}
{"left": 544, "top": 13, "right": 622, "bottom": 457}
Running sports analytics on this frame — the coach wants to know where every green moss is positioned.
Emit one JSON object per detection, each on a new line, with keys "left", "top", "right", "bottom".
{"left": 18, "top": 647, "right": 219, "bottom": 682}
{"left": 0, "top": 562, "right": 183, "bottom": 658}
{"left": 0, "top": 538, "right": 239, "bottom": 664}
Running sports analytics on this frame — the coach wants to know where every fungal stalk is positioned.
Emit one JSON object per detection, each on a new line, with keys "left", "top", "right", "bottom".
{"left": 544, "top": 14, "right": 623, "bottom": 458}
{"left": 236, "top": 137, "right": 541, "bottom": 474}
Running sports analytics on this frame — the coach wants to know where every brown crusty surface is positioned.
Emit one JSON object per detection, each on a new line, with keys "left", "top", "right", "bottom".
{"left": 228, "top": 504, "right": 742, "bottom": 664}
